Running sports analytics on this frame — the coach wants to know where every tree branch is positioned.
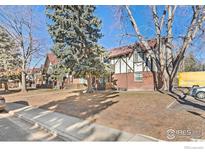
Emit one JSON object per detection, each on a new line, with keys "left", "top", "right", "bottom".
{"left": 125, "top": 5, "right": 154, "bottom": 56}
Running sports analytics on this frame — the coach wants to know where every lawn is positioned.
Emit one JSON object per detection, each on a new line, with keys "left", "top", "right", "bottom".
{"left": 2, "top": 88, "right": 205, "bottom": 141}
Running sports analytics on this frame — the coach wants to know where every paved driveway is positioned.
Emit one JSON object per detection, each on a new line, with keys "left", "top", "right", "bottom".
{"left": 174, "top": 94, "right": 205, "bottom": 113}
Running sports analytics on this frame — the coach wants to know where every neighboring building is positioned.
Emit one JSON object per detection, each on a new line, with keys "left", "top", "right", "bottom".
{"left": 43, "top": 52, "right": 58, "bottom": 74}
{"left": 43, "top": 52, "right": 60, "bottom": 88}
{"left": 109, "top": 40, "right": 157, "bottom": 91}
{"left": 26, "top": 67, "right": 43, "bottom": 88}
{"left": 43, "top": 52, "right": 86, "bottom": 89}
{"left": 0, "top": 68, "right": 21, "bottom": 89}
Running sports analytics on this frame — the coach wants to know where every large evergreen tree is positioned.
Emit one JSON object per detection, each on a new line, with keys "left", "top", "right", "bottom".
{"left": 0, "top": 26, "right": 21, "bottom": 91}
{"left": 46, "top": 5, "right": 109, "bottom": 92}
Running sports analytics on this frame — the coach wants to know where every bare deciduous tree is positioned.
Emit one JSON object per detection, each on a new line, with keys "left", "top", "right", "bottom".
{"left": 117, "top": 5, "right": 205, "bottom": 92}
{"left": 0, "top": 6, "right": 41, "bottom": 92}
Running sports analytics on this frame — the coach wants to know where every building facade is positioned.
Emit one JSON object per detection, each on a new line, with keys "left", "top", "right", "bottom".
{"left": 43, "top": 52, "right": 86, "bottom": 89}
{"left": 109, "top": 40, "right": 157, "bottom": 91}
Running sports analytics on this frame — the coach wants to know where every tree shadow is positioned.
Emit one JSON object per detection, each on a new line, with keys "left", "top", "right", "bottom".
{"left": 195, "top": 98, "right": 205, "bottom": 103}
{"left": 5, "top": 102, "right": 127, "bottom": 141}
{"left": 0, "top": 89, "right": 21, "bottom": 95}
{"left": 168, "top": 91, "right": 205, "bottom": 112}
{"left": 14, "top": 101, "right": 29, "bottom": 106}
{"left": 0, "top": 88, "right": 40, "bottom": 95}
{"left": 39, "top": 91, "right": 119, "bottom": 119}
{"left": 187, "top": 110, "right": 205, "bottom": 120}
{"left": 5, "top": 101, "right": 29, "bottom": 111}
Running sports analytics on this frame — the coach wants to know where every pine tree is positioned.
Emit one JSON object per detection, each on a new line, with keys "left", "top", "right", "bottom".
{"left": 50, "top": 63, "right": 70, "bottom": 89}
{"left": 0, "top": 26, "right": 21, "bottom": 91}
{"left": 46, "top": 5, "right": 109, "bottom": 92}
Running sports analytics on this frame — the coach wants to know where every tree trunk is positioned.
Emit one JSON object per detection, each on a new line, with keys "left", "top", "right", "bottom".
{"left": 56, "top": 80, "right": 62, "bottom": 89}
{"left": 86, "top": 74, "right": 94, "bottom": 93}
{"left": 163, "top": 71, "right": 169, "bottom": 91}
{"left": 155, "top": 70, "right": 174, "bottom": 92}
{"left": 168, "top": 78, "right": 173, "bottom": 92}
{"left": 152, "top": 71, "right": 161, "bottom": 91}
{"left": 160, "top": 72, "right": 174, "bottom": 92}
{"left": 3, "top": 82, "right": 9, "bottom": 92}
{"left": 21, "top": 71, "right": 27, "bottom": 92}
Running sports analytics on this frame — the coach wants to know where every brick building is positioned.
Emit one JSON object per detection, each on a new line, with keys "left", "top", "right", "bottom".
{"left": 109, "top": 40, "right": 157, "bottom": 91}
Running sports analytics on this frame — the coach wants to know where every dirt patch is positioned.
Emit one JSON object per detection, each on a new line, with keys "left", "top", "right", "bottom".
{"left": 3, "top": 89, "right": 205, "bottom": 141}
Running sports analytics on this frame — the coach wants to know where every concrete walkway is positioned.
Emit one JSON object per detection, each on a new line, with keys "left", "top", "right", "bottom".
{"left": 5, "top": 103, "right": 159, "bottom": 141}
{"left": 0, "top": 113, "right": 63, "bottom": 141}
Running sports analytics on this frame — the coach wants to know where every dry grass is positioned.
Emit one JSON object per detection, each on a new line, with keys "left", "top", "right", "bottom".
{"left": 2, "top": 89, "right": 205, "bottom": 141}
{"left": 93, "top": 91, "right": 205, "bottom": 141}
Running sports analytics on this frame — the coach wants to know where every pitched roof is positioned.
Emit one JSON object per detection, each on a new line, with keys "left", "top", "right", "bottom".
{"left": 47, "top": 52, "right": 58, "bottom": 65}
{"left": 109, "top": 44, "right": 134, "bottom": 58}
{"left": 109, "top": 39, "right": 157, "bottom": 58}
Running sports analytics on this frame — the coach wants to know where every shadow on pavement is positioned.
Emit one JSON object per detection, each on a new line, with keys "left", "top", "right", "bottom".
{"left": 169, "top": 92, "right": 205, "bottom": 111}
{"left": 0, "top": 89, "right": 21, "bottom": 95}
{"left": 168, "top": 91, "right": 205, "bottom": 120}
{"left": 0, "top": 88, "right": 40, "bottom": 96}
{"left": 187, "top": 110, "right": 205, "bottom": 120}
{"left": 5, "top": 101, "right": 29, "bottom": 112}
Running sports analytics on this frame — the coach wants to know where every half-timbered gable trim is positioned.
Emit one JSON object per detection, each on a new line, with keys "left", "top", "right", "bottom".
{"left": 109, "top": 40, "right": 157, "bottom": 91}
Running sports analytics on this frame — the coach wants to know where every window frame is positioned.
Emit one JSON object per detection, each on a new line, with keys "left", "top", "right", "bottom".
{"left": 134, "top": 51, "right": 144, "bottom": 63}
{"left": 134, "top": 72, "right": 143, "bottom": 82}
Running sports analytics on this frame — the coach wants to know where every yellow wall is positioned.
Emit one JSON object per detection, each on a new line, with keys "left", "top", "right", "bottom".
{"left": 178, "top": 72, "right": 205, "bottom": 87}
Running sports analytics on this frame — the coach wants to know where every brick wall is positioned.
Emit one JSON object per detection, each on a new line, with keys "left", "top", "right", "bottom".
{"left": 113, "top": 72, "right": 155, "bottom": 90}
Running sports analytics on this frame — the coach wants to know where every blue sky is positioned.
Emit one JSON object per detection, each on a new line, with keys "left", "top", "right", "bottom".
{"left": 25, "top": 6, "right": 205, "bottom": 66}
{"left": 33, "top": 6, "right": 159, "bottom": 50}
{"left": 31, "top": 5, "right": 158, "bottom": 67}
{"left": 33, "top": 6, "right": 138, "bottom": 51}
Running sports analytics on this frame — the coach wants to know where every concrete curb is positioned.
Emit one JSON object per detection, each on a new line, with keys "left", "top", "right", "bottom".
{"left": 6, "top": 103, "right": 160, "bottom": 142}
{"left": 9, "top": 110, "right": 75, "bottom": 141}
{"left": 7, "top": 106, "right": 81, "bottom": 141}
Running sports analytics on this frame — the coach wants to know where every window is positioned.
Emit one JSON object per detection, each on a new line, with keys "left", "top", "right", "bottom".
{"left": 134, "top": 52, "right": 144, "bottom": 62}
{"left": 134, "top": 72, "right": 143, "bottom": 81}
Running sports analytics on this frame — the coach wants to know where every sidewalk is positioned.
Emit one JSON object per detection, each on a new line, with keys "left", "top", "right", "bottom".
{"left": 5, "top": 103, "right": 160, "bottom": 141}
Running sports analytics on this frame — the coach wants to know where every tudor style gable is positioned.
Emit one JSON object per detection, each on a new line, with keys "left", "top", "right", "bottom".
{"left": 108, "top": 40, "right": 158, "bottom": 90}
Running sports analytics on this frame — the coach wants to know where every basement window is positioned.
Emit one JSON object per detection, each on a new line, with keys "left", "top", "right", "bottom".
{"left": 134, "top": 72, "right": 143, "bottom": 81}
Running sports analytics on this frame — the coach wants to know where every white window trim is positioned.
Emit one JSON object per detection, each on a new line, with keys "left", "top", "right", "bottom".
{"left": 134, "top": 72, "right": 143, "bottom": 82}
